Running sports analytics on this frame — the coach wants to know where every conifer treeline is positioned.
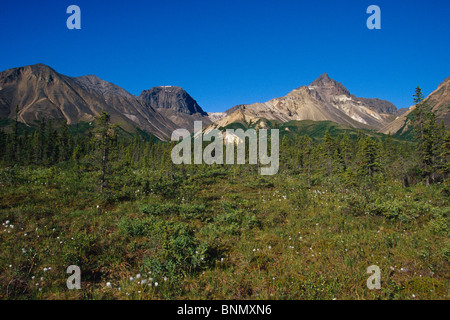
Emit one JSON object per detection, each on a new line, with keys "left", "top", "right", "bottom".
{"left": 0, "top": 114, "right": 168, "bottom": 171}
{"left": 0, "top": 88, "right": 448, "bottom": 190}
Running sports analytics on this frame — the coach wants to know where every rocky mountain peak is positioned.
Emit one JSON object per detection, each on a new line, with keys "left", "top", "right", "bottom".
{"left": 2, "top": 63, "right": 58, "bottom": 83}
{"left": 309, "top": 73, "right": 350, "bottom": 96}
{"left": 316, "top": 72, "right": 331, "bottom": 81}
{"left": 139, "top": 86, "right": 207, "bottom": 116}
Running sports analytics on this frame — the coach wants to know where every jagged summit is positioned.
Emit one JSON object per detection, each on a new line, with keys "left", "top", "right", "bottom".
{"left": 309, "top": 73, "right": 350, "bottom": 96}
{"left": 313, "top": 72, "right": 331, "bottom": 82}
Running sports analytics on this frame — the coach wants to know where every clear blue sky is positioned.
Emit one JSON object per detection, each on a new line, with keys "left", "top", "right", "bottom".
{"left": 1, "top": 0, "right": 449, "bottom": 112}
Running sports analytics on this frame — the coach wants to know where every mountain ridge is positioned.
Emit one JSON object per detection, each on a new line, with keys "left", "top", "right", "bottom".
{"left": 210, "top": 74, "right": 400, "bottom": 131}
{"left": 380, "top": 76, "right": 450, "bottom": 136}
{"left": 0, "top": 64, "right": 210, "bottom": 140}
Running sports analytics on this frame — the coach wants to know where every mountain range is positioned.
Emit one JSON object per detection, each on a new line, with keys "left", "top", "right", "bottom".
{"left": 0, "top": 64, "right": 448, "bottom": 140}
{"left": 0, "top": 64, "right": 208, "bottom": 140}
{"left": 210, "top": 73, "right": 405, "bottom": 132}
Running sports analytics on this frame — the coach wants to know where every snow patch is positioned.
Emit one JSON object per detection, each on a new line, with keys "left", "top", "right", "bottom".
{"left": 124, "top": 114, "right": 139, "bottom": 123}
{"left": 372, "top": 112, "right": 382, "bottom": 120}
{"left": 350, "top": 114, "right": 368, "bottom": 124}
{"left": 336, "top": 95, "right": 353, "bottom": 102}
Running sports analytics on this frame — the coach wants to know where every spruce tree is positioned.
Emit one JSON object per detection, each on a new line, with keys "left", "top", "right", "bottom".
{"left": 303, "top": 135, "right": 314, "bottom": 187}
{"left": 323, "top": 130, "right": 334, "bottom": 177}
{"left": 12, "top": 105, "right": 19, "bottom": 162}
{"left": 441, "top": 130, "right": 450, "bottom": 181}
{"left": 95, "top": 111, "right": 116, "bottom": 193}
{"left": 0, "top": 129, "right": 5, "bottom": 162}
{"left": 60, "top": 120, "right": 71, "bottom": 161}
{"left": 46, "top": 120, "right": 59, "bottom": 165}
{"left": 357, "top": 137, "right": 378, "bottom": 177}
{"left": 341, "top": 132, "right": 352, "bottom": 171}
{"left": 37, "top": 118, "right": 47, "bottom": 164}
{"left": 411, "top": 86, "right": 438, "bottom": 185}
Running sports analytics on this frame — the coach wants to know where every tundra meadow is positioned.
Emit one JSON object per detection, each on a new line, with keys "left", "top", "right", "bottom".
{"left": 0, "top": 107, "right": 448, "bottom": 300}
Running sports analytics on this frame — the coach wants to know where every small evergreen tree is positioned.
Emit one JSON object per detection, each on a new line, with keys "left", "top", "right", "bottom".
{"left": 36, "top": 118, "right": 47, "bottom": 164}
{"left": 323, "top": 130, "right": 334, "bottom": 177}
{"left": 60, "top": 120, "right": 71, "bottom": 161}
{"left": 357, "top": 137, "right": 378, "bottom": 177}
{"left": 12, "top": 105, "right": 19, "bottom": 162}
{"left": 95, "top": 112, "right": 116, "bottom": 193}
{"left": 411, "top": 86, "right": 438, "bottom": 185}
{"left": 441, "top": 129, "right": 450, "bottom": 183}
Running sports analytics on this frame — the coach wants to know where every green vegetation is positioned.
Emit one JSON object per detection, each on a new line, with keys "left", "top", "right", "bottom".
{"left": 220, "top": 119, "right": 397, "bottom": 142}
{"left": 0, "top": 96, "right": 448, "bottom": 300}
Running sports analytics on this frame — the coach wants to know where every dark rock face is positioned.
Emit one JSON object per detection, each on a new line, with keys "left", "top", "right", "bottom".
{"left": 139, "top": 86, "right": 211, "bottom": 131}
{"left": 139, "top": 86, "right": 207, "bottom": 116}
{"left": 356, "top": 97, "right": 398, "bottom": 115}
